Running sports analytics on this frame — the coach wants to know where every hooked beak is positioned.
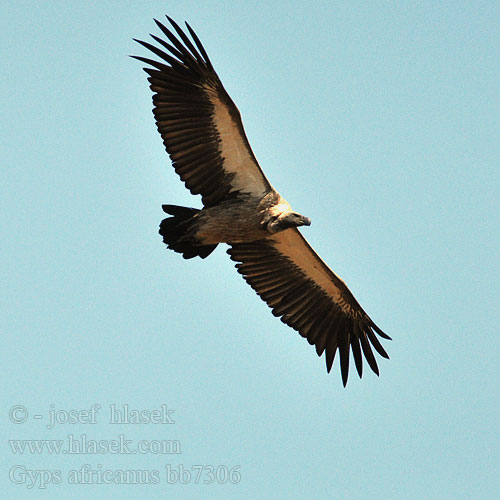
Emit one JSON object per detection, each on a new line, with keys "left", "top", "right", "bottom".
{"left": 300, "top": 216, "right": 311, "bottom": 227}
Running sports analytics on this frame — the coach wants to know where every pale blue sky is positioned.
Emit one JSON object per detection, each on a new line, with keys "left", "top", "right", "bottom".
{"left": 2, "top": 1, "right": 499, "bottom": 499}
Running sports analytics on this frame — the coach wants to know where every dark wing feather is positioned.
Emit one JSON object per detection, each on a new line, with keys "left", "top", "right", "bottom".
{"left": 227, "top": 228, "right": 390, "bottom": 386}
{"left": 133, "top": 18, "right": 273, "bottom": 206}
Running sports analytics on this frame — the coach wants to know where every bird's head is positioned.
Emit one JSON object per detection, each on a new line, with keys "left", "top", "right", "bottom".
{"left": 267, "top": 211, "right": 311, "bottom": 233}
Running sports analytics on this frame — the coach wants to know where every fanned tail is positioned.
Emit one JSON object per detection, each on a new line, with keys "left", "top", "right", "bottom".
{"left": 159, "top": 205, "right": 217, "bottom": 259}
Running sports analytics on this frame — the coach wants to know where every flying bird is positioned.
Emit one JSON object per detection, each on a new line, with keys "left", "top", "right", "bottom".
{"left": 134, "top": 17, "right": 391, "bottom": 386}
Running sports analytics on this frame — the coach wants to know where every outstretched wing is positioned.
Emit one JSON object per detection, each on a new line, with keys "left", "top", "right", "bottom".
{"left": 133, "top": 17, "right": 273, "bottom": 206}
{"left": 228, "top": 228, "right": 390, "bottom": 386}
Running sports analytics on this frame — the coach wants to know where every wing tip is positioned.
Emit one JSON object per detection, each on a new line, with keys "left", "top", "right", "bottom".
{"left": 372, "top": 322, "right": 392, "bottom": 340}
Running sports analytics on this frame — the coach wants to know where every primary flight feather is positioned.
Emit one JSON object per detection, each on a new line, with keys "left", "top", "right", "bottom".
{"left": 134, "top": 16, "right": 391, "bottom": 386}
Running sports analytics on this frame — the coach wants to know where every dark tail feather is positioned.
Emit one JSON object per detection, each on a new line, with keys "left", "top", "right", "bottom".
{"left": 159, "top": 204, "right": 217, "bottom": 259}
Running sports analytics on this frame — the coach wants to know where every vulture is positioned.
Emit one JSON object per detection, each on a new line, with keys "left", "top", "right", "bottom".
{"left": 134, "top": 16, "right": 391, "bottom": 386}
